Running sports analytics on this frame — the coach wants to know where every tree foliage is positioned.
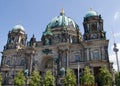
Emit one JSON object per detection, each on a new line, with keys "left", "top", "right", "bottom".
{"left": 0, "top": 73, "right": 2, "bottom": 86}
{"left": 64, "top": 68, "right": 76, "bottom": 86}
{"left": 14, "top": 71, "right": 26, "bottom": 86}
{"left": 43, "top": 70, "right": 55, "bottom": 86}
{"left": 115, "top": 72, "right": 120, "bottom": 86}
{"left": 98, "top": 65, "right": 112, "bottom": 86}
{"left": 29, "top": 70, "right": 41, "bottom": 86}
{"left": 81, "top": 66, "right": 95, "bottom": 85}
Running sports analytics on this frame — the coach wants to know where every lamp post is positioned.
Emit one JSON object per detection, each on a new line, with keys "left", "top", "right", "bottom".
{"left": 52, "top": 57, "right": 55, "bottom": 76}
{"left": 113, "top": 43, "right": 120, "bottom": 73}
{"left": 76, "top": 55, "right": 80, "bottom": 86}
{"left": 52, "top": 58, "right": 55, "bottom": 75}
{"left": 24, "top": 69, "right": 29, "bottom": 86}
{"left": 77, "top": 61, "right": 80, "bottom": 86}
{"left": 52, "top": 57, "right": 55, "bottom": 86}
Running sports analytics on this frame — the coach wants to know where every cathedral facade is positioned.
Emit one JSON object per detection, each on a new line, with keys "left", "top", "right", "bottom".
{"left": 0, "top": 8, "right": 113, "bottom": 85}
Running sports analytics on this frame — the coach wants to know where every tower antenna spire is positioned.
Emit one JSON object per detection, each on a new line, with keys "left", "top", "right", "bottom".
{"left": 112, "top": 28, "right": 120, "bottom": 73}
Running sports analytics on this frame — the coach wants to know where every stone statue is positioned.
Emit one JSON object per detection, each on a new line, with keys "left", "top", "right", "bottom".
{"left": 24, "top": 69, "right": 29, "bottom": 77}
{"left": 60, "top": 67, "right": 65, "bottom": 76}
{"left": 45, "top": 38, "right": 50, "bottom": 45}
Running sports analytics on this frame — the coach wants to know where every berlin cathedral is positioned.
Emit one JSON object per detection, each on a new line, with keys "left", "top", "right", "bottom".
{"left": 0, "top": 8, "right": 113, "bottom": 85}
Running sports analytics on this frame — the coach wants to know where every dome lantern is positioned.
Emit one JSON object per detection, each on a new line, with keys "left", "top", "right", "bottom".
{"left": 85, "top": 8, "right": 98, "bottom": 18}
{"left": 12, "top": 24, "right": 25, "bottom": 32}
{"left": 60, "top": 8, "right": 65, "bottom": 15}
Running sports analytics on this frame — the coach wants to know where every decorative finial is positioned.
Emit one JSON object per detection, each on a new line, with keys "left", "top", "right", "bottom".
{"left": 18, "top": 21, "right": 22, "bottom": 25}
{"left": 90, "top": 8, "right": 93, "bottom": 11}
{"left": 60, "top": 7, "right": 65, "bottom": 15}
{"left": 32, "top": 34, "right": 35, "bottom": 38}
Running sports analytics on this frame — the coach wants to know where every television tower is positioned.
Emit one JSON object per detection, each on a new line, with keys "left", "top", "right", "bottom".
{"left": 113, "top": 43, "right": 120, "bottom": 72}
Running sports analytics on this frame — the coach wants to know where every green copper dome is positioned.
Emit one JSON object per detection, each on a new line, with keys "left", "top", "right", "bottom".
{"left": 12, "top": 24, "right": 25, "bottom": 32}
{"left": 85, "top": 8, "right": 98, "bottom": 18}
{"left": 47, "top": 8, "right": 79, "bottom": 29}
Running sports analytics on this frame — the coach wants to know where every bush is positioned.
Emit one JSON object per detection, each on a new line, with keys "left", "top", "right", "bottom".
{"left": 81, "top": 66, "right": 95, "bottom": 86}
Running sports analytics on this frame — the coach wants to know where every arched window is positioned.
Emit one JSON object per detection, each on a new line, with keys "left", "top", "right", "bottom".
{"left": 20, "top": 59, "right": 25, "bottom": 66}
{"left": 92, "top": 50, "right": 99, "bottom": 60}
{"left": 75, "top": 55, "right": 80, "bottom": 62}
{"left": 6, "top": 60, "right": 10, "bottom": 66}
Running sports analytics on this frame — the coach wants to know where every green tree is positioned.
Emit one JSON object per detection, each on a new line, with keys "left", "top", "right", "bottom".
{"left": 115, "top": 72, "right": 120, "bottom": 86}
{"left": 43, "top": 70, "right": 55, "bottom": 86}
{"left": 0, "top": 73, "right": 2, "bottom": 86}
{"left": 14, "top": 71, "right": 26, "bottom": 86}
{"left": 64, "top": 68, "right": 76, "bottom": 86}
{"left": 29, "top": 70, "right": 41, "bottom": 86}
{"left": 98, "top": 65, "right": 112, "bottom": 86}
{"left": 81, "top": 66, "right": 95, "bottom": 85}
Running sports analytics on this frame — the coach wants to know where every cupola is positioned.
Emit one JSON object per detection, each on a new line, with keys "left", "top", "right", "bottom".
{"left": 47, "top": 8, "right": 79, "bottom": 29}
{"left": 4, "top": 24, "right": 27, "bottom": 50}
{"left": 85, "top": 8, "right": 98, "bottom": 18}
{"left": 83, "top": 9, "right": 106, "bottom": 40}
{"left": 12, "top": 24, "right": 25, "bottom": 33}
{"left": 41, "top": 8, "right": 82, "bottom": 45}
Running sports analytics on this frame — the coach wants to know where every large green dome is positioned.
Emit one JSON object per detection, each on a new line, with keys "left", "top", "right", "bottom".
{"left": 85, "top": 8, "right": 98, "bottom": 18}
{"left": 47, "top": 8, "right": 79, "bottom": 29}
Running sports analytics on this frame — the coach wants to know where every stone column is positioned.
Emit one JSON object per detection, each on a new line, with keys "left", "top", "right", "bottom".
{"left": 86, "top": 48, "right": 89, "bottom": 61}
{"left": 25, "top": 50, "right": 35, "bottom": 75}
{"left": 65, "top": 49, "right": 69, "bottom": 69}
{"left": 29, "top": 51, "right": 35, "bottom": 75}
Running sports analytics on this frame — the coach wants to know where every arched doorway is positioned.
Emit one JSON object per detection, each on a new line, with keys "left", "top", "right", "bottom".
{"left": 41, "top": 56, "right": 57, "bottom": 76}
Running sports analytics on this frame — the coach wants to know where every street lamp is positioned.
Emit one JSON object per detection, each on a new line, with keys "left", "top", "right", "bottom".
{"left": 24, "top": 69, "right": 29, "bottom": 86}
{"left": 75, "top": 55, "right": 80, "bottom": 86}
{"left": 113, "top": 43, "right": 120, "bottom": 73}
{"left": 78, "top": 61, "right": 80, "bottom": 86}
{"left": 52, "top": 57, "right": 55, "bottom": 76}
{"left": 76, "top": 60, "right": 80, "bottom": 86}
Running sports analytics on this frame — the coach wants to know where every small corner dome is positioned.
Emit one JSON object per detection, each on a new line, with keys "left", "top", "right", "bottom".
{"left": 85, "top": 8, "right": 98, "bottom": 18}
{"left": 47, "top": 8, "right": 79, "bottom": 29}
{"left": 12, "top": 24, "right": 25, "bottom": 32}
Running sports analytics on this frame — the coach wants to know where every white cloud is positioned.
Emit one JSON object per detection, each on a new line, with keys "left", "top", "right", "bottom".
{"left": 114, "top": 11, "right": 120, "bottom": 20}
{"left": 109, "top": 43, "right": 120, "bottom": 71}
{"left": 113, "top": 32, "right": 120, "bottom": 38}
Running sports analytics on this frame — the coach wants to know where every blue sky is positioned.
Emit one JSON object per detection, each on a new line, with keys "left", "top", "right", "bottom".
{"left": 0, "top": 0, "right": 120, "bottom": 70}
